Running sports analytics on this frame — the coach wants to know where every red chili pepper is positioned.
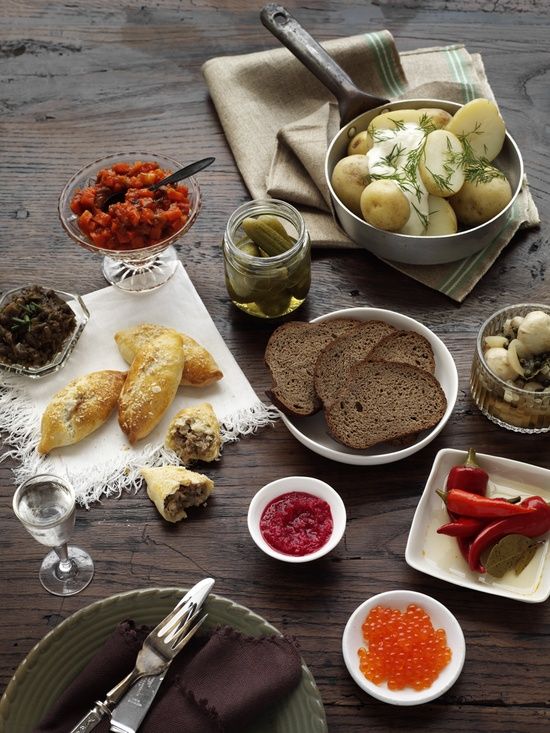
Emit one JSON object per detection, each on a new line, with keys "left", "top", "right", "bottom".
{"left": 446, "top": 448, "right": 488, "bottom": 495}
{"left": 437, "top": 517, "right": 485, "bottom": 538}
{"left": 438, "top": 488, "right": 536, "bottom": 519}
{"left": 457, "top": 536, "right": 471, "bottom": 563}
{"left": 468, "top": 496, "right": 550, "bottom": 573}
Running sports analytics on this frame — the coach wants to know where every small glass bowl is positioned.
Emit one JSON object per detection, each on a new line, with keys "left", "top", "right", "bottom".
{"left": 0, "top": 287, "right": 89, "bottom": 378}
{"left": 58, "top": 152, "right": 202, "bottom": 292}
{"left": 470, "top": 303, "right": 550, "bottom": 433}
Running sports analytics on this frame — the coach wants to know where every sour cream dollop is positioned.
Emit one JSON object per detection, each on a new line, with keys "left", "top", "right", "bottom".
{"left": 366, "top": 125, "right": 429, "bottom": 235}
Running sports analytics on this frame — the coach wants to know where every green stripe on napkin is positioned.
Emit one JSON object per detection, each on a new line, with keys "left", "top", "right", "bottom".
{"left": 445, "top": 45, "right": 477, "bottom": 102}
{"left": 366, "top": 31, "right": 407, "bottom": 97}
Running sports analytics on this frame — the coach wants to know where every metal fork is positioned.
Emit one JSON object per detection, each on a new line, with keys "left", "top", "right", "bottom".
{"left": 70, "top": 603, "right": 207, "bottom": 733}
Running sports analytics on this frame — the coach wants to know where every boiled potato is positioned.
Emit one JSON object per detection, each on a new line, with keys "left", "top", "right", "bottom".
{"left": 446, "top": 98, "right": 505, "bottom": 161}
{"left": 449, "top": 169, "right": 512, "bottom": 226}
{"left": 399, "top": 206, "right": 428, "bottom": 236}
{"left": 425, "top": 195, "right": 458, "bottom": 235}
{"left": 347, "top": 130, "right": 373, "bottom": 155}
{"left": 417, "top": 107, "right": 453, "bottom": 129}
{"left": 331, "top": 155, "right": 371, "bottom": 216}
{"left": 419, "top": 130, "right": 465, "bottom": 197}
{"left": 368, "top": 107, "right": 452, "bottom": 134}
{"left": 360, "top": 180, "right": 410, "bottom": 232}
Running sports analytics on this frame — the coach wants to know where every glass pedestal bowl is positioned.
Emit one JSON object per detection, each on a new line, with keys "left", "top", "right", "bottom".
{"left": 58, "top": 152, "right": 201, "bottom": 293}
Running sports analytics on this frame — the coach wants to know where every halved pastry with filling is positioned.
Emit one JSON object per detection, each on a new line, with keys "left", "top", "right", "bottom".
{"left": 165, "top": 402, "right": 221, "bottom": 464}
{"left": 140, "top": 466, "right": 214, "bottom": 523}
{"left": 114, "top": 323, "right": 223, "bottom": 387}
{"left": 38, "top": 370, "right": 126, "bottom": 454}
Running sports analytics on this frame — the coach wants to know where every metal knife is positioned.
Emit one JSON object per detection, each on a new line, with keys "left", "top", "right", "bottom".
{"left": 109, "top": 578, "right": 214, "bottom": 733}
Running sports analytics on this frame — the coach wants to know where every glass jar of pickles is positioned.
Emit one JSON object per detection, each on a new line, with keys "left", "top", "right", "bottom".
{"left": 223, "top": 199, "right": 311, "bottom": 318}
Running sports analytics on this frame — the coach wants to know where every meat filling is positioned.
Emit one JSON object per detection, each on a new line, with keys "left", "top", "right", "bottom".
{"left": 164, "top": 481, "right": 210, "bottom": 519}
{"left": 172, "top": 417, "right": 216, "bottom": 458}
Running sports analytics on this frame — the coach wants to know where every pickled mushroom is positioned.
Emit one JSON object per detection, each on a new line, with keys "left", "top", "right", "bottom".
{"left": 503, "top": 315, "right": 525, "bottom": 337}
{"left": 484, "top": 346, "right": 517, "bottom": 381}
{"left": 517, "top": 311, "right": 550, "bottom": 355}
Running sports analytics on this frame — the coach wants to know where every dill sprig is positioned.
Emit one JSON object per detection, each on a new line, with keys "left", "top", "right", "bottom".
{"left": 389, "top": 118, "right": 407, "bottom": 132}
{"left": 369, "top": 125, "right": 428, "bottom": 204}
{"left": 409, "top": 201, "right": 428, "bottom": 231}
{"left": 456, "top": 130, "right": 505, "bottom": 184}
{"left": 379, "top": 142, "right": 406, "bottom": 168}
{"left": 418, "top": 113, "right": 438, "bottom": 134}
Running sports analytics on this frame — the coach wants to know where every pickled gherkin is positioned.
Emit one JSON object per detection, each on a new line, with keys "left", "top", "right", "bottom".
{"left": 257, "top": 214, "right": 292, "bottom": 240}
{"left": 241, "top": 217, "right": 294, "bottom": 256}
{"left": 235, "top": 235, "right": 261, "bottom": 258}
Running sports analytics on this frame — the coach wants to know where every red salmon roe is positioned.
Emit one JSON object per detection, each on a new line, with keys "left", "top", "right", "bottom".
{"left": 358, "top": 604, "right": 452, "bottom": 691}
{"left": 70, "top": 161, "right": 191, "bottom": 251}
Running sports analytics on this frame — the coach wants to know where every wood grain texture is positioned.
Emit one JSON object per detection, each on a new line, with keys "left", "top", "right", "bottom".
{"left": 1, "top": 1, "right": 549, "bottom": 731}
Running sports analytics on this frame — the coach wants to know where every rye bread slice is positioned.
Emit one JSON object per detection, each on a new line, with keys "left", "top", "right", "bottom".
{"left": 265, "top": 318, "right": 360, "bottom": 417}
{"left": 325, "top": 360, "right": 447, "bottom": 449}
{"left": 314, "top": 320, "right": 396, "bottom": 407}
{"left": 368, "top": 330, "right": 436, "bottom": 374}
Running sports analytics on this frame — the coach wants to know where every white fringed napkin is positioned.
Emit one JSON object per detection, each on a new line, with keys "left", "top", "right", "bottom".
{"left": 0, "top": 263, "right": 275, "bottom": 507}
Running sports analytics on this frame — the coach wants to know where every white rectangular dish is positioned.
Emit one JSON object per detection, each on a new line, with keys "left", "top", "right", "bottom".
{"left": 405, "top": 448, "right": 550, "bottom": 603}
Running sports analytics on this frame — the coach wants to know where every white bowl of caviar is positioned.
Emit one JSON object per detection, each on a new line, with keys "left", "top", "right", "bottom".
{"left": 342, "top": 590, "right": 465, "bottom": 705}
{"left": 247, "top": 476, "right": 346, "bottom": 563}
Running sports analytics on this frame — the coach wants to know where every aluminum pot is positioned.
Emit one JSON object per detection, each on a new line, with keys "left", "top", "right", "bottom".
{"left": 261, "top": 5, "right": 524, "bottom": 265}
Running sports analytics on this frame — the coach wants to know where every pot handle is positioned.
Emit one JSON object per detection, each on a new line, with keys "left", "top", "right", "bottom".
{"left": 260, "top": 4, "right": 389, "bottom": 124}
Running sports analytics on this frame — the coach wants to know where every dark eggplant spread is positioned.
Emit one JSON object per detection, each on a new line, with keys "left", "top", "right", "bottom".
{"left": 0, "top": 286, "right": 76, "bottom": 367}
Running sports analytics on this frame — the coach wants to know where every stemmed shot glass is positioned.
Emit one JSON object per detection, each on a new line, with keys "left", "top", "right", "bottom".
{"left": 13, "top": 474, "right": 94, "bottom": 596}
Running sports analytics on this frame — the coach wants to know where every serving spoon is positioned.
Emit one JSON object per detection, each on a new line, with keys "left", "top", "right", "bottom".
{"left": 100, "top": 155, "right": 215, "bottom": 211}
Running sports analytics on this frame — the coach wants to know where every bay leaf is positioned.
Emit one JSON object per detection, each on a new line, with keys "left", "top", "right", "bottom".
{"left": 514, "top": 542, "right": 542, "bottom": 576}
{"left": 485, "top": 534, "right": 534, "bottom": 578}
{"left": 480, "top": 546, "right": 492, "bottom": 569}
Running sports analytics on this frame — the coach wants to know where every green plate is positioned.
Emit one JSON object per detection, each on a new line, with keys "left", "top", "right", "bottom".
{"left": 0, "top": 588, "right": 327, "bottom": 733}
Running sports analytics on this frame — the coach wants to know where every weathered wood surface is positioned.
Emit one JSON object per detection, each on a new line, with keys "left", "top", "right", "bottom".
{"left": 1, "top": 1, "right": 549, "bottom": 731}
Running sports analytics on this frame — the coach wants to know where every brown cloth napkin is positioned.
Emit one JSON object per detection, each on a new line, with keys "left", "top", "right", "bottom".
{"left": 203, "top": 31, "right": 539, "bottom": 302}
{"left": 33, "top": 621, "right": 302, "bottom": 733}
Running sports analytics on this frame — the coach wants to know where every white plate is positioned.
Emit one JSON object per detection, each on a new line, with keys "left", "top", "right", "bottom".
{"left": 405, "top": 449, "right": 550, "bottom": 603}
{"left": 342, "top": 590, "right": 465, "bottom": 705}
{"left": 279, "top": 307, "right": 458, "bottom": 465}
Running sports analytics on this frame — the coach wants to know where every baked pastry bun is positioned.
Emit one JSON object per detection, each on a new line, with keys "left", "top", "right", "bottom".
{"left": 140, "top": 465, "right": 214, "bottom": 522}
{"left": 165, "top": 402, "right": 221, "bottom": 464}
{"left": 38, "top": 370, "right": 126, "bottom": 454}
{"left": 114, "top": 323, "right": 223, "bottom": 387}
{"left": 118, "top": 330, "right": 184, "bottom": 443}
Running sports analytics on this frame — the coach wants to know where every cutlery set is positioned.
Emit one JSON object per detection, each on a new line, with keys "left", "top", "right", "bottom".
{"left": 70, "top": 578, "right": 214, "bottom": 733}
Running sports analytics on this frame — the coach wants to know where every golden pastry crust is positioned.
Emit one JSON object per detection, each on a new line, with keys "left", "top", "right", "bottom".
{"left": 114, "top": 323, "right": 223, "bottom": 387}
{"left": 38, "top": 370, "right": 126, "bottom": 454}
{"left": 140, "top": 465, "right": 214, "bottom": 522}
{"left": 165, "top": 402, "right": 221, "bottom": 464}
{"left": 118, "top": 330, "right": 184, "bottom": 443}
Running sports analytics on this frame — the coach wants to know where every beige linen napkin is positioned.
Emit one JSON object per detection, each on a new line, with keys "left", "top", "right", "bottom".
{"left": 203, "top": 32, "right": 539, "bottom": 302}
{"left": 0, "top": 264, "right": 275, "bottom": 506}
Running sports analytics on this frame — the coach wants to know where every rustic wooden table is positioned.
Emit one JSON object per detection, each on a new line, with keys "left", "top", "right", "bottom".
{"left": 1, "top": 1, "right": 549, "bottom": 731}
